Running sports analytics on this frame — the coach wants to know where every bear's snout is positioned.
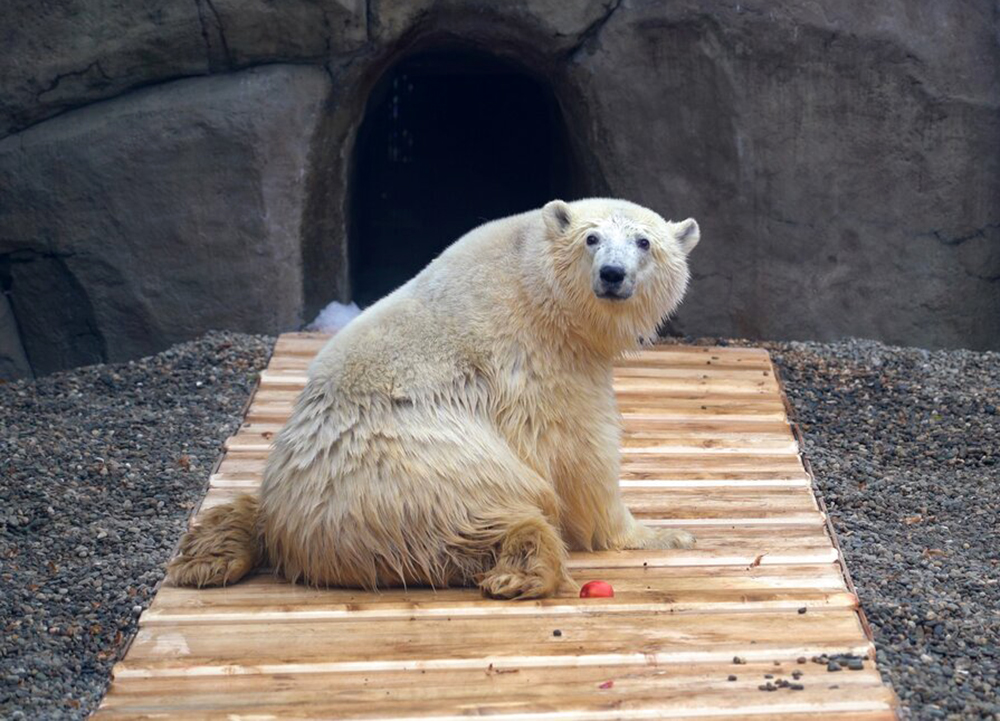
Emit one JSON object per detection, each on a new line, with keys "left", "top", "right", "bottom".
{"left": 599, "top": 265, "right": 626, "bottom": 285}
{"left": 594, "top": 262, "right": 634, "bottom": 300}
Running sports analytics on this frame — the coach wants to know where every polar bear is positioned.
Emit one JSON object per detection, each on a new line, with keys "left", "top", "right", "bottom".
{"left": 168, "top": 198, "right": 701, "bottom": 599}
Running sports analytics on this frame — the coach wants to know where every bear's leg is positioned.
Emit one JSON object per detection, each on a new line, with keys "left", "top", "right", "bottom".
{"left": 578, "top": 491, "right": 696, "bottom": 551}
{"left": 477, "top": 508, "right": 570, "bottom": 600}
{"left": 555, "top": 427, "right": 696, "bottom": 552}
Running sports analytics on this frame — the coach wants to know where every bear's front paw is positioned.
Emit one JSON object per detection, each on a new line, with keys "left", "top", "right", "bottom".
{"left": 479, "top": 569, "right": 558, "bottom": 600}
{"left": 645, "top": 528, "right": 696, "bottom": 550}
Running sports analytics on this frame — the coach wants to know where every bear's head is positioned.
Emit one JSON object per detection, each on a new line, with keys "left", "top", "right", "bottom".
{"left": 540, "top": 198, "right": 700, "bottom": 353}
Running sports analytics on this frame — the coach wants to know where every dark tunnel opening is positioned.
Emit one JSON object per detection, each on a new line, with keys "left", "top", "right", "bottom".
{"left": 349, "top": 50, "right": 580, "bottom": 307}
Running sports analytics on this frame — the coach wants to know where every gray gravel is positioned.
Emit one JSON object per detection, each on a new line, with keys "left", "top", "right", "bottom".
{"left": 765, "top": 338, "right": 1000, "bottom": 720}
{"left": 0, "top": 331, "right": 274, "bottom": 719}
{"left": 1, "top": 332, "right": 997, "bottom": 719}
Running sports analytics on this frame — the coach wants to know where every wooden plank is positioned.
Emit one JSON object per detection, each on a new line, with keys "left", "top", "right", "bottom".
{"left": 96, "top": 664, "right": 893, "bottom": 719}
{"left": 620, "top": 470, "right": 812, "bottom": 482}
{"left": 622, "top": 454, "right": 806, "bottom": 470}
{"left": 615, "top": 380, "right": 779, "bottom": 396}
{"left": 193, "top": 489, "right": 830, "bottom": 544}
{"left": 195, "top": 485, "right": 821, "bottom": 521}
{"left": 216, "top": 448, "right": 808, "bottom": 473}
{"left": 95, "top": 706, "right": 897, "bottom": 721}
{"left": 143, "top": 560, "right": 854, "bottom": 625}
{"left": 216, "top": 450, "right": 806, "bottom": 470}
{"left": 245, "top": 390, "right": 791, "bottom": 405}
{"left": 116, "top": 609, "right": 872, "bottom": 677}
{"left": 208, "top": 475, "right": 812, "bottom": 492}
{"left": 141, "top": 589, "right": 858, "bottom": 625}
{"left": 618, "top": 397, "right": 786, "bottom": 411}
{"left": 242, "top": 404, "right": 793, "bottom": 425}
{"left": 268, "top": 335, "right": 770, "bottom": 364}
{"left": 614, "top": 365, "right": 777, "bottom": 380}
{"left": 247, "top": 389, "right": 791, "bottom": 406}
{"left": 146, "top": 564, "right": 851, "bottom": 618}
{"left": 264, "top": 355, "right": 778, "bottom": 376}
{"left": 234, "top": 419, "right": 797, "bottom": 437}
{"left": 257, "top": 369, "right": 781, "bottom": 396}
{"left": 212, "top": 456, "right": 813, "bottom": 486}
{"left": 630, "top": 346, "right": 772, "bottom": 360}
{"left": 224, "top": 431, "right": 799, "bottom": 456}
{"left": 270, "top": 332, "right": 334, "bottom": 355}
{"left": 241, "top": 398, "right": 797, "bottom": 425}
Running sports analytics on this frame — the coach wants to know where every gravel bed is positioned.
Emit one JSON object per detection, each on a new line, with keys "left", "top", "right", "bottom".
{"left": 765, "top": 339, "right": 1000, "bottom": 720}
{"left": 1, "top": 332, "right": 997, "bottom": 719}
{"left": 0, "top": 331, "right": 274, "bottom": 719}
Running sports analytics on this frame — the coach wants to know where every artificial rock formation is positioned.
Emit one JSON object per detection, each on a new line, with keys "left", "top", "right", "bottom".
{"left": 0, "top": 0, "right": 997, "bottom": 377}
{"left": 0, "top": 66, "right": 329, "bottom": 373}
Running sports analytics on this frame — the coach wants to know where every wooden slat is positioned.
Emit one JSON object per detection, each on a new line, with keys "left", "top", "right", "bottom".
{"left": 96, "top": 664, "right": 893, "bottom": 720}
{"left": 96, "top": 663, "right": 893, "bottom": 720}
{"left": 225, "top": 430, "right": 799, "bottom": 455}
{"left": 194, "top": 486, "right": 824, "bottom": 528}
{"left": 243, "top": 404, "right": 792, "bottom": 424}
{"left": 209, "top": 474, "right": 814, "bottom": 490}
{"left": 265, "top": 355, "right": 779, "bottom": 377}
{"left": 146, "top": 563, "right": 851, "bottom": 617}
{"left": 117, "top": 609, "right": 872, "bottom": 677}
{"left": 96, "top": 335, "right": 896, "bottom": 718}
{"left": 257, "top": 369, "right": 780, "bottom": 396}
{"left": 211, "top": 455, "right": 815, "bottom": 487}
{"left": 235, "top": 419, "right": 797, "bottom": 436}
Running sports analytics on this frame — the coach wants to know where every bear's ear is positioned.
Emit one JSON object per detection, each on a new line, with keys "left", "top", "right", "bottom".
{"left": 542, "top": 200, "right": 572, "bottom": 235}
{"left": 671, "top": 218, "right": 700, "bottom": 254}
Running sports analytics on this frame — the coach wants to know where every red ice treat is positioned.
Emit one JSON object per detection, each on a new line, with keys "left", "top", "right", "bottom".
{"left": 579, "top": 580, "right": 614, "bottom": 598}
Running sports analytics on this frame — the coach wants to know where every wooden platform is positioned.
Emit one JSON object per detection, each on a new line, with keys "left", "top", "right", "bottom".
{"left": 96, "top": 333, "right": 898, "bottom": 719}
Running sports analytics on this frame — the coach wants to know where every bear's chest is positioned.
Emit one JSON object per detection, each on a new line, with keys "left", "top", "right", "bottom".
{"left": 490, "top": 350, "right": 617, "bottom": 476}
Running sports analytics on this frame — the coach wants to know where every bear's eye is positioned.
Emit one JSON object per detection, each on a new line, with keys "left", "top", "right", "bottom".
{"left": 586, "top": 234, "right": 599, "bottom": 246}
{"left": 636, "top": 237, "right": 650, "bottom": 251}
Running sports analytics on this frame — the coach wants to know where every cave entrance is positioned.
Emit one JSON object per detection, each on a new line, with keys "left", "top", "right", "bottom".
{"left": 349, "top": 50, "right": 579, "bottom": 306}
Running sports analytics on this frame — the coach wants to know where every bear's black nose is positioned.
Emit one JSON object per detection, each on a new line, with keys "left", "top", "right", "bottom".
{"left": 599, "top": 265, "right": 626, "bottom": 285}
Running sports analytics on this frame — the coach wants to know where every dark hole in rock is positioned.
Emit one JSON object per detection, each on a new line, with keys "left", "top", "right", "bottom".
{"left": 349, "top": 50, "right": 577, "bottom": 307}
{"left": 1, "top": 251, "right": 105, "bottom": 375}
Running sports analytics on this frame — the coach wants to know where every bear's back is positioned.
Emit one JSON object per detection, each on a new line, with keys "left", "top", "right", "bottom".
{"left": 306, "top": 209, "right": 540, "bottom": 403}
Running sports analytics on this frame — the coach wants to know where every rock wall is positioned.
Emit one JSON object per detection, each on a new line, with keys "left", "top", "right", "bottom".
{"left": 0, "top": 66, "right": 330, "bottom": 374}
{"left": 1, "top": 0, "right": 997, "bottom": 377}
{"left": 575, "top": 1, "right": 1000, "bottom": 349}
